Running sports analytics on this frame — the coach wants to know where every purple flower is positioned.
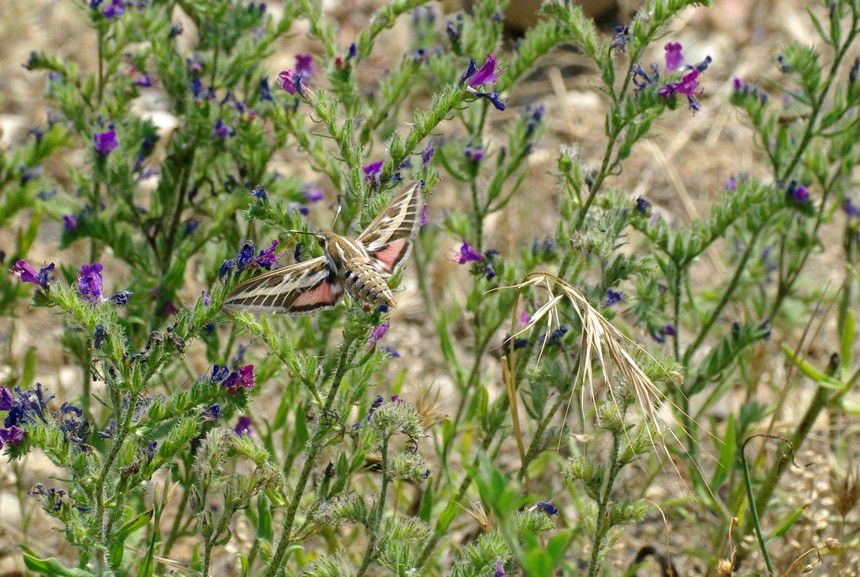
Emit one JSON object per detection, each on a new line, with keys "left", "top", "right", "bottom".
{"left": 201, "top": 291, "right": 211, "bottom": 306}
{"left": 223, "top": 365, "right": 255, "bottom": 394}
{"left": 724, "top": 176, "right": 738, "bottom": 191}
{"left": 202, "top": 404, "right": 221, "bottom": 422}
{"left": 420, "top": 204, "right": 429, "bottom": 227}
{"left": 367, "top": 322, "right": 390, "bottom": 347}
{"left": 463, "top": 54, "right": 498, "bottom": 87}
{"left": 843, "top": 197, "right": 860, "bottom": 218}
{"left": 211, "top": 364, "right": 230, "bottom": 383}
{"left": 0, "top": 387, "right": 12, "bottom": 411}
{"left": 664, "top": 42, "right": 684, "bottom": 72}
{"left": 363, "top": 160, "right": 384, "bottom": 179}
{"left": 422, "top": 141, "right": 436, "bottom": 166}
{"left": 237, "top": 242, "right": 256, "bottom": 269}
{"left": 663, "top": 324, "right": 677, "bottom": 336}
{"left": 103, "top": 0, "right": 125, "bottom": 18}
{"left": 453, "top": 241, "right": 483, "bottom": 264}
{"left": 536, "top": 500, "right": 559, "bottom": 515}
{"left": 304, "top": 187, "right": 325, "bottom": 203}
{"left": 605, "top": 289, "right": 623, "bottom": 307}
{"left": 295, "top": 54, "right": 314, "bottom": 76}
{"left": 93, "top": 129, "right": 118, "bottom": 156}
{"left": 3, "top": 383, "right": 53, "bottom": 428}
{"left": 495, "top": 559, "right": 506, "bottom": 577}
{"left": 63, "top": 215, "right": 78, "bottom": 232}
{"left": 278, "top": 69, "right": 307, "bottom": 96}
{"left": 108, "top": 290, "right": 132, "bottom": 306}
{"left": 219, "top": 259, "right": 236, "bottom": 279}
{"left": 214, "top": 118, "right": 234, "bottom": 139}
{"left": 133, "top": 74, "right": 153, "bottom": 87}
{"left": 77, "top": 262, "right": 104, "bottom": 304}
{"left": 10, "top": 260, "right": 54, "bottom": 290}
{"left": 465, "top": 142, "right": 484, "bottom": 162}
{"left": 190, "top": 76, "right": 204, "bottom": 99}
{"left": 631, "top": 63, "right": 661, "bottom": 91}
{"left": 635, "top": 197, "right": 651, "bottom": 214}
{"left": 659, "top": 70, "right": 703, "bottom": 111}
{"left": 234, "top": 416, "right": 252, "bottom": 437}
{"left": 786, "top": 180, "right": 810, "bottom": 204}
{"left": 255, "top": 240, "right": 279, "bottom": 270}
{"left": 659, "top": 70, "right": 701, "bottom": 97}
{"left": 522, "top": 103, "right": 544, "bottom": 135}
{"left": 0, "top": 426, "right": 25, "bottom": 447}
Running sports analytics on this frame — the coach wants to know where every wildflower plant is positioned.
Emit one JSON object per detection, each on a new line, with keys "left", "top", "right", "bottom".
{"left": 1, "top": 0, "right": 859, "bottom": 576}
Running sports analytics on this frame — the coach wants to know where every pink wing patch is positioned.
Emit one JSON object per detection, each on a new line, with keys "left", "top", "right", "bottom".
{"left": 291, "top": 279, "right": 342, "bottom": 311}
{"left": 372, "top": 239, "right": 408, "bottom": 273}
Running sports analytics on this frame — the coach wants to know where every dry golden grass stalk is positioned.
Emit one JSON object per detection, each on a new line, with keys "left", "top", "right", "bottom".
{"left": 493, "top": 272, "right": 677, "bottom": 463}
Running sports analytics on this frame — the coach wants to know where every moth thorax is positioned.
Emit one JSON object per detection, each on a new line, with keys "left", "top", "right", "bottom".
{"left": 343, "top": 259, "right": 395, "bottom": 308}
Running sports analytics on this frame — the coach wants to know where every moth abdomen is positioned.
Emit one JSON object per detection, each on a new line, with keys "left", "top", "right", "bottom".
{"left": 344, "top": 260, "right": 394, "bottom": 308}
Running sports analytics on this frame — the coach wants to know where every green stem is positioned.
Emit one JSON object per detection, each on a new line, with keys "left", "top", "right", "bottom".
{"left": 263, "top": 337, "right": 355, "bottom": 577}
{"left": 738, "top": 437, "right": 776, "bottom": 576}
{"left": 355, "top": 435, "right": 391, "bottom": 577}
{"left": 587, "top": 428, "right": 623, "bottom": 577}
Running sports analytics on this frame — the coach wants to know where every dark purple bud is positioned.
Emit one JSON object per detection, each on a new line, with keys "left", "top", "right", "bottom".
{"left": 474, "top": 90, "right": 506, "bottom": 111}
{"left": 214, "top": 118, "right": 234, "bottom": 139}
{"left": 259, "top": 77, "right": 273, "bottom": 101}
{"left": 605, "top": 289, "right": 623, "bottom": 307}
{"left": 850, "top": 57, "right": 859, "bottom": 84}
{"left": 363, "top": 160, "right": 383, "bottom": 178}
{"left": 495, "top": 559, "right": 507, "bottom": 577}
{"left": 842, "top": 197, "right": 860, "bottom": 218}
{"left": 201, "top": 291, "right": 211, "bottom": 306}
{"left": 421, "top": 141, "right": 436, "bottom": 166}
{"left": 367, "top": 322, "right": 390, "bottom": 347}
{"left": 786, "top": 180, "right": 810, "bottom": 204}
{"left": 251, "top": 185, "right": 268, "bottom": 200}
{"left": 211, "top": 364, "right": 230, "bottom": 383}
{"left": 190, "top": 76, "right": 203, "bottom": 99}
{"left": 304, "top": 187, "right": 325, "bottom": 203}
{"left": 219, "top": 259, "right": 236, "bottom": 279}
{"left": 108, "top": 290, "right": 132, "bottom": 306}
{"left": 94, "top": 325, "right": 107, "bottom": 350}
{"left": 420, "top": 204, "right": 429, "bottom": 227}
{"left": 295, "top": 54, "right": 314, "bottom": 76}
{"left": 610, "top": 25, "right": 630, "bottom": 52}
{"left": 635, "top": 197, "right": 651, "bottom": 214}
{"left": 536, "top": 500, "right": 559, "bottom": 515}
{"left": 234, "top": 416, "right": 252, "bottom": 437}
{"left": 202, "top": 404, "right": 221, "bottom": 421}
{"left": 383, "top": 346, "right": 400, "bottom": 358}
{"left": 169, "top": 22, "right": 183, "bottom": 37}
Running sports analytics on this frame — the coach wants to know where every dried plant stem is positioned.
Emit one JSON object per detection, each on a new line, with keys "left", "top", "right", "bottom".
{"left": 264, "top": 336, "right": 355, "bottom": 577}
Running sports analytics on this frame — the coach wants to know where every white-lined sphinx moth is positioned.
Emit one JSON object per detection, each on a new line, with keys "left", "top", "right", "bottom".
{"left": 224, "top": 182, "right": 422, "bottom": 314}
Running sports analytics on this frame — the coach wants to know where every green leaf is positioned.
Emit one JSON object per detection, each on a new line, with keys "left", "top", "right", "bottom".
{"left": 782, "top": 344, "right": 843, "bottom": 389}
{"left": 710, "top": 414, "right": 736, "bottom": 491}
{"left": 23, "top": 550, "right": 93, "bottom": 577}
{"left": 21, "top": 346, "right": 38, "bottom": 387}
{"left": 840, "top": 309, "right": 854, "bottom": 380}
{"left": 109, "top": 509, "right": 154, "bottom": 567}
{"left": 257, "top": 493, "right": 273, "bottom": 542}
{"left": 769, "top": 505, "right": 806, "bottom": 541}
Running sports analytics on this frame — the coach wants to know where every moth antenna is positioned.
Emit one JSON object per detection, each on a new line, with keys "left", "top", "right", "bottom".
{"left": 285, "top": 229, "right": 322, "bottom": 239}
{"left": 330, "top": 205, "right": 342, "bottom": 228}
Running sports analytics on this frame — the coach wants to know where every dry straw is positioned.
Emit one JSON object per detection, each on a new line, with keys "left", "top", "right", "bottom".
{"left": 493, "top": 272, "right": 676, "bottom": 463}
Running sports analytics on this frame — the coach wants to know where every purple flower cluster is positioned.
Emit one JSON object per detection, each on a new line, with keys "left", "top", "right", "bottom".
{"left": 219, "top": 240, "right": 281, "bottom": 278}
{"left": 786, "top": 180, "right": 811, "bottom": 205}
{"left": 212, "top": 363, "right": 255, "bottom": 394}
{"left": 77, "top": 262, "right": 104, "bottom": 304}
{"left": 732, "top": 77, "right": 768, "bottom": 105}
{"left": 363, "top": 160, "right": 384, "bottom": 186}
{"left": 452, "top": 241, "right": 500, "bottom": 280}
{"left": 605, "top": 289, "right": 623, "bottom": 307}
{"left": 632, "top": 42, "right": 711, "bottom": 111}
{"left": 234, "top": 416, "right": 252, "bottom": 437}
{"left": 1, "top": 383, "right": 55, "bottom": 448}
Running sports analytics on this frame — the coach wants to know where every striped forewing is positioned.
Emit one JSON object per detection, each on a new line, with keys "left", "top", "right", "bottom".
{"left": 223, "top": 256, "right": 343, "bottom": 314}
{"left": 357, "top": 182, "right": 422, "bottom": 275}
